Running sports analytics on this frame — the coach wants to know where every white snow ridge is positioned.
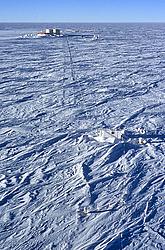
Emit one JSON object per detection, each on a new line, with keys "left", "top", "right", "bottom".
{"left": 0, "top": 23, "right": 165, "bottom": 250}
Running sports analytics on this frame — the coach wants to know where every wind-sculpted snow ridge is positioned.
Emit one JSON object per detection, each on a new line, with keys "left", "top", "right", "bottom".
{"left": 0, "top": 23, "right": 165, "bottom": 250}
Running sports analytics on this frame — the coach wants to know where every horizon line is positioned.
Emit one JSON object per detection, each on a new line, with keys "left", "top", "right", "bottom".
{"left": 0, "top": 21, "right": 165, "bottom": 24}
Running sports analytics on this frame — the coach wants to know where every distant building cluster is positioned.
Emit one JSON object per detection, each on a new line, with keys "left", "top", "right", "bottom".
{"left": 37, "top": 28, "right": 61, "bottom": 37}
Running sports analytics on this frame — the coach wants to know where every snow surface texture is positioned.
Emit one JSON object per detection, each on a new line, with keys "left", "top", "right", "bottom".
{"left": 0, "top": 23, "right": 165, "bottom": 250}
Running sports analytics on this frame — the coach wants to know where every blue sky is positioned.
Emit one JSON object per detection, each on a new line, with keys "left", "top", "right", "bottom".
{"left": 0, "top": 0, "right": 165, "bottom": 22}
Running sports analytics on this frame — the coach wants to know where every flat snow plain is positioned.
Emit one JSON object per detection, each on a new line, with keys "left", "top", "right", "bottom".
{"left": 0, "top": 23, "right": 165, "bottom": 250}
